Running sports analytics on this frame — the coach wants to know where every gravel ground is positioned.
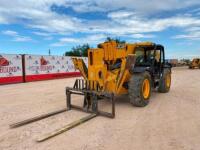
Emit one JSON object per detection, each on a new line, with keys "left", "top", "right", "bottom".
{"left": 0, "top": 67, "right": 200, "bottom": 150}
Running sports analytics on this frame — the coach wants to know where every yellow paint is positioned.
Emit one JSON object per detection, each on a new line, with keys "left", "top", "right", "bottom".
{"left": 142, "top": 79, "right": 150, "bottom": 99}
{"left": 166, "top": 73, "right": 171, "bottom": 88}
{"left": 72, "top": 41, "right": 155, "bottom": 95}
{"left": 72, "top": 58, "right": 87, "bottom": 79}
{"left": 190, "top": 58, "right": 200, "bottom": 68}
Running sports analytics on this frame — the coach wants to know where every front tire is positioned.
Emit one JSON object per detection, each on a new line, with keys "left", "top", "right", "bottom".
{"left": 128, "top": 72, "right": 151, "bottom": 107}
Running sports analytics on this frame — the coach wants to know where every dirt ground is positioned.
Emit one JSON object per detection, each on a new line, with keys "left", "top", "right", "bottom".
{"left": 0, "top": 67, "right": 200, "bottom": 150}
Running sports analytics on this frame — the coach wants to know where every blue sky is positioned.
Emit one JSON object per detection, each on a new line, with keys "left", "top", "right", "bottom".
{"left": 0, "top": 0, "right": 200, "bottom": 59}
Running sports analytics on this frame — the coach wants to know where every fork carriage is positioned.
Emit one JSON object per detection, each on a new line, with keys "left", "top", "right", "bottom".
{"left": 66, "top": 79, "right": 115, "bottom": 118}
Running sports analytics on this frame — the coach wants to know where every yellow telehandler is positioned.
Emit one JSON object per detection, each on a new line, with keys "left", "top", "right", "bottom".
{"left": 70, "top": 41, "right": 171, "bottom": 111}
{"left": 189, "top": 58, "right": 200, "bottom": 69}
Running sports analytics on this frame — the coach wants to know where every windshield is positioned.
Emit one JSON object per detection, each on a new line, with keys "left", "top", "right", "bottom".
{"left": 135, "top": 48, "right": 155, "bottom": 66}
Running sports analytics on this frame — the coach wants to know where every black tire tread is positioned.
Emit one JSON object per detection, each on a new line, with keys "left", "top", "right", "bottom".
{"left": 128, "top": 72, "right": 151, "bottom": 107}
{"left": 158, "top": 69, "right": 171, "bottom": 93}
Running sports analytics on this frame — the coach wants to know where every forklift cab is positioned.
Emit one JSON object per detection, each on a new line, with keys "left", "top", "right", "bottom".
{"left": 134, "top": 44, "right": 166, "bottom": 80}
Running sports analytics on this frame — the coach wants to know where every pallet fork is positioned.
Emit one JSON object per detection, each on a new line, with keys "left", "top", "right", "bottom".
{"left": 10, "top": 79, "right": 115, "bottom": 142}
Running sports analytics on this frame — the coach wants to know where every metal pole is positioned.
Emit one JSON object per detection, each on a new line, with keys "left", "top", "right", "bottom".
{"left": 66, "top": 89, "right": 71, "bottom": 110}
{"left": 111, "top": 94, "right": 115, "bottom": 118}
{"left": 10, "top": 108, "right": 67, "bottom": 128}
{"left": 37, "top": 114, "right": 97, "bottom": 142}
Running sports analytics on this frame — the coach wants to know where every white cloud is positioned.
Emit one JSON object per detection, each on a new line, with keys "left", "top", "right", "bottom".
{"left": 2, "top": 30, "right": 32, "bottom": 42}
{"left": 173, "top": 32, "right": 200, "bottom": 40}
{"left": 187, "top": 27, "right": 200, "bottom": 32}
{"left": 0, "top": 0, "right": 80, "bottom": 34}
{"left": 51, "top": 34, "right": 107, "bottom": 46}
{"left": 65, "top": 0, "right": 200, "bottom": 14}
{"left": 130, "top": 34, "right": 155, "bottom": 39}
{"left": 33, "top": 31, "right": 53, "bottom": 40}
{"left": 172, "top": 24, "right": 200, "bottom": 40}
{"left": 44, "top": 37, "right": 53, "bottom": 41}
{"left": 0, "top": 0, "right": 200, "bottom": 35}
{"left": 85, "top": 14, "right": 200, "bottom": 36}
{"left": 14, "top": 36, "right": 32, "bottom": 42}
{"left": 108, "top": 11, "right": 135, "bottom": 19}
{"left": 33, "top": 31, "right": 51, "bottom": 37}
{"left": 2, "top": 30, "right": 18, "bottom": 36}
{"left": 0, "top": 15, "right": 8, "bottom": 24}
{"left": 0, "top": 0, "right": 200, "bottom": 43}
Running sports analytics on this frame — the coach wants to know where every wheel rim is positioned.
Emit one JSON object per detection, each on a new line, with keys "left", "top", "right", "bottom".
{"left": 142, "top": 79, "right": 150, "bottom": 99}
{"left": 166, "top": 74, "right": 171, "bottom": 88}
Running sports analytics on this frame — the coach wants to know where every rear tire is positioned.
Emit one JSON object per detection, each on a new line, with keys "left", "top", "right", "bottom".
{"left": 128, "top": 72, "right": 151, "bottom": 107}
{"left": 158, "top": 69, "right": 171, "bottom": 93}
{"left": 189, "top": 65, "right": 194, "bottom": 69}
